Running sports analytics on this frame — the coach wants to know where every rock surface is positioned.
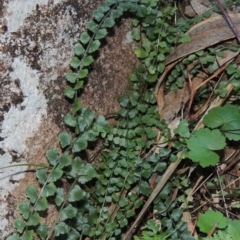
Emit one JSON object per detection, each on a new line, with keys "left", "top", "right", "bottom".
{"left": 0, "top": 0, "right": 137, "bottom": 238}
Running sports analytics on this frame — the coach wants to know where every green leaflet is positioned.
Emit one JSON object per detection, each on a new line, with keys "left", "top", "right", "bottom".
{"left": 197, "top": 210, "right": 228, "bottom": 234}
{"left": 187, "top": 129, "right": 226, "bottom": 167}
{"left": 203, "top": 104, "right": 240, "bottom": 141}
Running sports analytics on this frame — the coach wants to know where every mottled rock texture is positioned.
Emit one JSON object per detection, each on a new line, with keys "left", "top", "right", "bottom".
{"left": 0, "top": 0, "right": 137, "bottom": 238}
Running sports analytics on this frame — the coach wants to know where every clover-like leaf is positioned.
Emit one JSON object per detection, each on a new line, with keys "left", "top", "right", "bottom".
{"left": 36, "top": 168, "right": 47, "bottom": 185}
{"left": 80, "top": 32, "right": 90, "bottom": 44}
{"left": 197, "top": 210, "right": 228, "bottom": 234}
{"left": 93, "top": 8, "right": 105, "bottom": 22}
{"left": 70, "top": 57, "right": 81, "bottom": 69}
{"left": 72, "top": 137, "right": 88, "bottom": 152}
{"left": 74, "top": 81, "right": 84, "bottom": 91}
{"left": 78, "top": 69, "right": 88, "bottom": 79}
{"left": 60, "top": 204, "right": 78, "bottom": 221}
{"left": 27, "top": 212, "right": 40, "bottom": 226}
{"left": 37, "top": 224, "right": 48, "bottom": 239}
{"left": 131, "top": 27, "right": 140, "bottom": 40}
{"left": 42, "top": 183, "right": 57, "bottom": 198}
{"left": 66, "top": 72, "right": 78, "bottom": 83}
{"left": 86, "top": 20, "right": 98, "bottom": 32}
{"left": 58, "top": 132, "right": 71, "bottom": 148}
{"left": 68, "top": 157, "right": 84, "bottom": 178}
{"left": 64, "top": 87, "right": 75, "bottom": 99}
{"left": 68, "top": 185, "right": 87, "bottom": 202}
{"left": 14, "top": 218, "right": 26, "bottom": 234}
{"left": 46, "top": 148, "right": 58, "bottom": 166}
{"left": 82, "top": 56, "right": 94, "bottom": 66}
{"left": 18, "top": 201, "right": 30, "bottom": 219}
{"left": 78, "top": 163, "right": 97, "bottom": 184}
{"left": 49, "top": 168, "right": 63, "bottom": 182}
{"left": 88, "top": 40, "right": 101, "bottom": 53}
{"left": 187, "top": 129, "right": 226, "bottom": 167}
{"left": 74, "top": 43, "right": 85, "bottom": 56}
{"left": 134, "top": 47, "right": 148, "bottom": 58}
{"left": 35, "top": 197, "right": 48, "bottom": 211}
{"left": 54, "top": 222, "right": 69, "bottom": 236}
{"left": 55, "top": 188, "right": 64, "bottom": 206}
{"left": 64, "top": 113, "right": 77, "bottom": 127}
{"left": 58, "top": 152, "right": 72, "bottom": 169}
{"left": 26, "top": 185, "right": 38, "bottom": 203}
{"left": 95, "top": 28, "right": 108, "bottom": 40}
{"left": 93, "top": 116, "right": 110, "bottom": 133}
{"left": 102, "top": 17, "right": 115, "bottom": 28}
{"left": 77, "top": 108, "right": 95, "bottom": 132}
{"left": 203, "top": 104, "right": 240, "bottom": 141}
{"left": 22, "top": 230, "right": 34, "bottom": 240}
{"left": 111, "top": 7, "right": 123, "bottom": 19}
{"left": 179, "top": 34, "right": 191, "bottom": 43}
{"left": 174, "top": 119, "right": 190, "bottom": 138}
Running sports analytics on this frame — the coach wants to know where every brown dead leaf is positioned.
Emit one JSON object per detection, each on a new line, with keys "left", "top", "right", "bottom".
{"left": 190, "top": 0, "right": 214, "bottom": 15}
{"left": 216, "top": 48, "right": 240, "bottom": 66}
{"left": 159, "top": 75, "right": 203, "bottom": 123}
{"left": 165, "top": 13, "right": 240, "bottom": 65}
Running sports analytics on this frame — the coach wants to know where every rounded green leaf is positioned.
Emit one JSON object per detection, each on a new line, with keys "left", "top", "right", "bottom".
{"left": 70, "top": 57, "right": 81, "bottom": 69}
{"left": 197, "top": 210, "right": 228, "bottom": 233}
{"left": 72, "top": 138, "right": 88, "bottom": 152}
{"left": 82, "top": 55, "right": 94, "bottom": 66}
{"left": 179, "top": 34, "right": 191, "bottom": 43}
{"left": 68, "top": 185, "right": 87, "bottom": 202}
{"left": 58, "top": 153, "right": 72, "bottom": 168}
{"left": 54, "top": 222, "right": 69, "bottom": 236}
{"left": 37, "top": 224, "right": 48, "bottom": 239}
{"left": 88, "top": 40, "right": 100, "bottom": 53}
{"left": 74, "top": 81, "right": 84, "bottom": 91}
{"left": 27, "top": 212, "right": 40, "bottom": 226}
{"left": 187, "top": 129, "right": 226, "bottom": 167}
{"left": 35, "top": 197, "right": 48, "bottom": 211}
{"left": 36, "top": 168, "right": 48, "bottom": 185}
{"left": 106, "top": 222, "right": 117, "bottom": 232}
{"left": 58, "top": 132, "right": 71, "bottom": 148}
{"left": 93, "top": 8, "right": 105, "bottom": 22}
{"left": 134, "top": 47, "right": 148, "bottom": 58}
{"left": 73, "top": 100, "right": 82, "bottom": 113}
{"left": 78, "top": 163, "right": 97, "bottom": 184}
{"left": 66, "top": 72, "right": 78, "bottom": 83}
{"left": 55, "top": 188, "right": 64, "bottom": 206}
{"left": 74, "top": 43, "right": 85, "bottom": 55}
{"left": 86, "top": 20, "right": 98, "bottom": 32}
{"left": 131, "top": 27, "right": 140, "bottom": 40}
{"left": 64, "top": 87, "right": 75, "bottom": 99}
{"left": 64, "top": 113, "right": 77, "bottom": 127}
{"left": 203, "top": 104, "right": 240, "bottom": 141}
{"left": 49, "top": 168, "right": 63, "bottom": 182}
{"left": 22, "top": 230, "right": 34, "bottom": 240}
{"left": 78, "top": 69, "right": 88, "bottom": 79}
{"left": 17, "top": 201, "right": 30, "bottom": 219}
{"left": 26, "top": 185, "right": 38, "bottom": 203}
{"left": 80, "top": 32, "right": 90, "bottom": 44}
{"left": 119, "top": 197, "right": 129, "bottom": 208}
{"left": 14, "top": 218, "right": 26, "bottom": 233}
{"left": 60, "top": 204, "right": 78, "bottom": 221}
{"left": 95, "top": 28, "right": 108, "bottom": 40}
{"left": 174, "top": 119, "right": 190, "bottom": 138}
{"left": 46, "top": 148, "right": 58, "bottom": 166}
{"left": 42, "top": 182, "right": 57, "bottom": 197}
{"left": 102, "top": 17, "right": 115, "bottom": 28}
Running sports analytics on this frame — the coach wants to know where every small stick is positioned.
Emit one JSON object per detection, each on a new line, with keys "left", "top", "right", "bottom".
{"left": 214, "top": 0, "right": 240, "bottom": 42}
